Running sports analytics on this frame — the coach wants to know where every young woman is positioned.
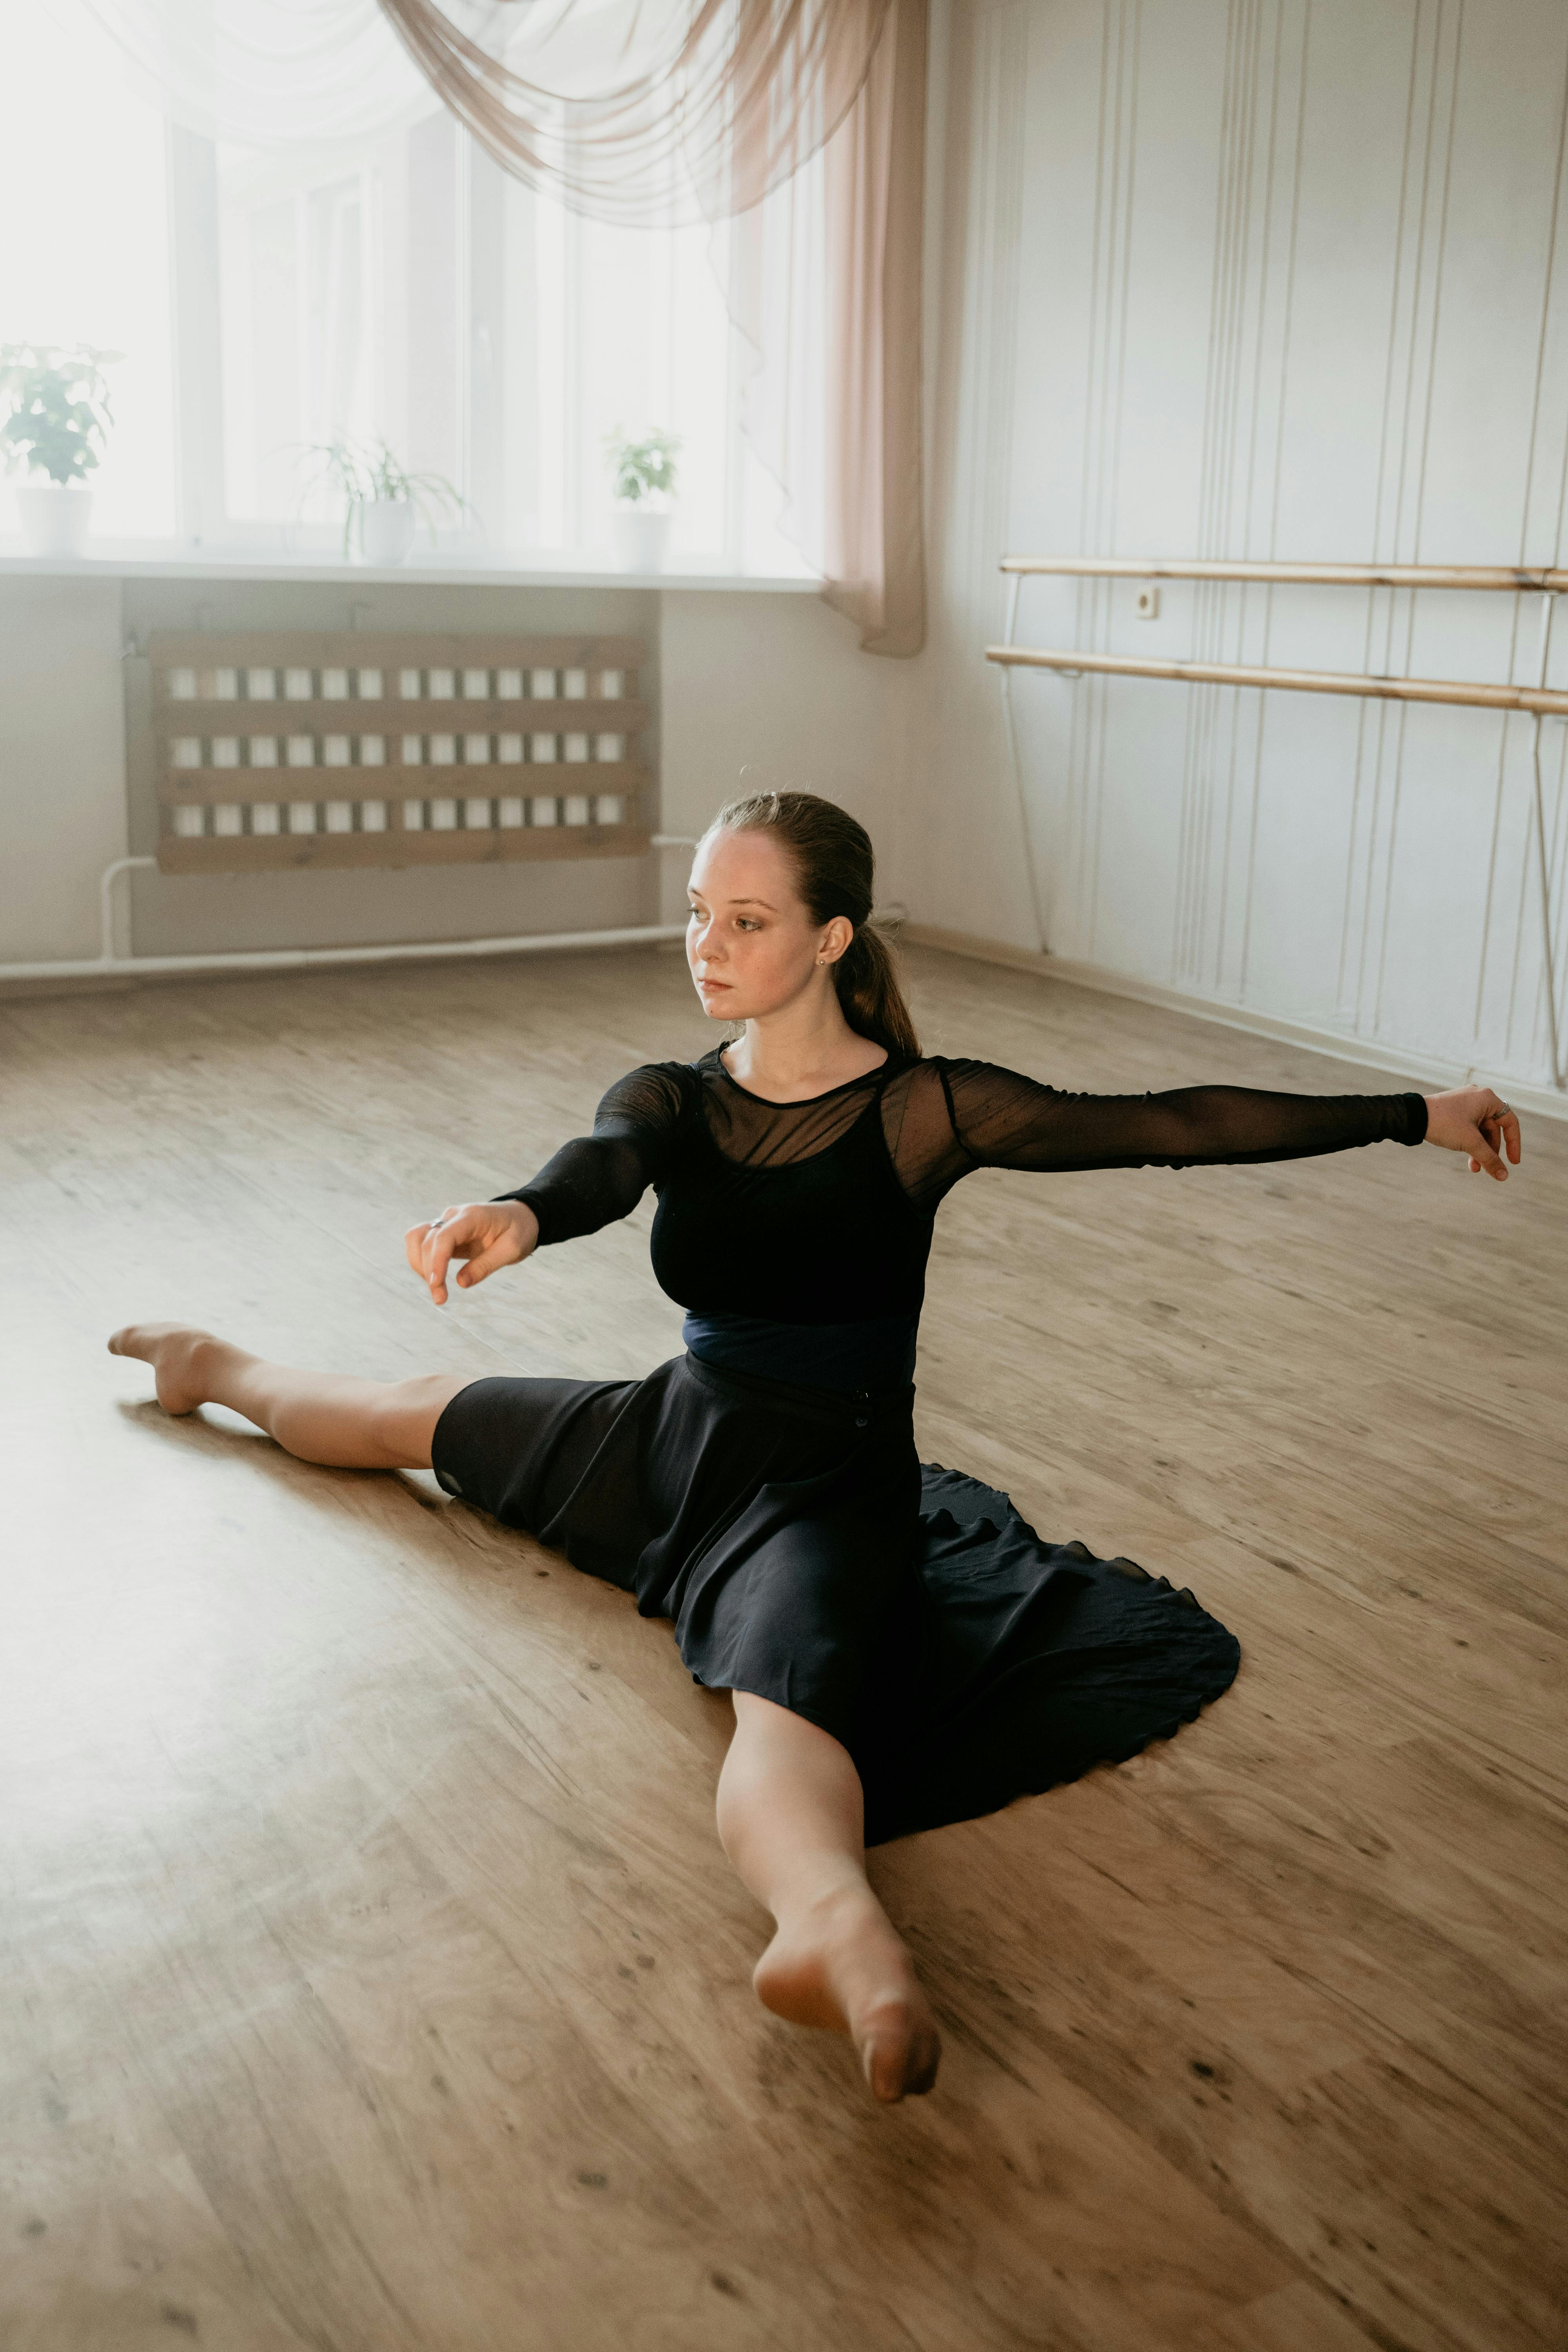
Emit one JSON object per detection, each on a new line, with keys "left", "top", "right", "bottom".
{"left": 111, "top": 790, "right": 1521, "bottom": 2108}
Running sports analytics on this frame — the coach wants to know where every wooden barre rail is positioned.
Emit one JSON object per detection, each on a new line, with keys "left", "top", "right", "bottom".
{"left": 999, "top": 556, "right": 1568, "bottom": 591}
{"left": 984, "top": 644, "right": 1568, "bottom": 716}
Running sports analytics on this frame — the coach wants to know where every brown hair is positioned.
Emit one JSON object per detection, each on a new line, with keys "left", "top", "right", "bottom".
{"left": 706, "top": 789, "right": 921, "bottom": 1058}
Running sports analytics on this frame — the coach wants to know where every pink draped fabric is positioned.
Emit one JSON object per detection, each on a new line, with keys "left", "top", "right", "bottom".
{"left": 822, "top": 0, "right": 925, "bottom": 654}
{"left": 374, "top": 0, "right": 926, "bottom": 653}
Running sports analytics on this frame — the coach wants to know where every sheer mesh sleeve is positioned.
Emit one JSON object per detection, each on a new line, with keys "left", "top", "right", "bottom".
{"left": 884, "top": 1058, "right": 1428, "bottom": 1210}
{"left": 495, "top": 1062, "right": 693, "bottom": 1245}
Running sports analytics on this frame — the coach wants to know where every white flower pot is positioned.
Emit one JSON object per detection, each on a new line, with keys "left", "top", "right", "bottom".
{"left": 360, "top": 499, "right": 417, "bottom": 566}
{"left": 15, "top": 482, "right": 93, "bottom": 557}
{"left": 610, "top": 507, "right": 672, "bottom": 574}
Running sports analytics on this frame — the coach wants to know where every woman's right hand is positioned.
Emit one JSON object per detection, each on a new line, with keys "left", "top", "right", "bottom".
{"left": 405, "top": 1200, "right": 540, "bottom": 1306}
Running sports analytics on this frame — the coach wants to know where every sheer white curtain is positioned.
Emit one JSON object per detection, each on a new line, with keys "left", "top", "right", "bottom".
{"left": 66, "top": 0, "right": 834, "bottom": 576}
{"left": 76, "top": 0, "right": 430, "bottom": 147}
{"left": 206, "top": 123, "right": 796, "bottom": 563}
{"left": 371, "top": 0, "right": 926, "bottom": 648}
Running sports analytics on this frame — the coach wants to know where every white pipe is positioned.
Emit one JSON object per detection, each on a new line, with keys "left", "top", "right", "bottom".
{"left": 0, "top": 922, "right": 692, "bottom": 986}
{"left": 0, "top": 838, "right": 704, "bottom": 989}
{"left": 100, "top": 855, "right": 156, "bottom": 960}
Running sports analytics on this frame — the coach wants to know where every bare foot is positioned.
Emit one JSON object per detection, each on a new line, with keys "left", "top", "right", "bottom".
{"left": 108, "top": 1322, "right": 216, "bottom": 1417}
{"left": 752, "top": 1882, "right": 942, "bottom": 2103}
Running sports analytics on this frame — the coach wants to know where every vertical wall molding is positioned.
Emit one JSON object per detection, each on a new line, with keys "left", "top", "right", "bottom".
{"left": 1490, "top": 35, "right": 1568, "bottom": 1076}
{"left": 1065, "top": 0, "right": 1143, "bottom": 955}
{"left": 1174, "top": 0, "right": 1312, "bottom": 1001}
{"left": 1359, "top": 0, "right": 1463, "bottom": 1042}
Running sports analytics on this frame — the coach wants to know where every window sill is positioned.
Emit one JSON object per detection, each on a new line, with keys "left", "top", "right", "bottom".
{"left": 0, "top": 542, "right": 824, "bottom": 593}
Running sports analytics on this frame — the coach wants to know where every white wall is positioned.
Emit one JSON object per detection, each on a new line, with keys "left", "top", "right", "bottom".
{"left": 0, "top": 577, "right": 127, "bottom": 962}
{"left": 659, "top": 590, "right": 926, "bottom": 922}
{"left": 916, "top": 0, "right": 1568, "bottom": 1094}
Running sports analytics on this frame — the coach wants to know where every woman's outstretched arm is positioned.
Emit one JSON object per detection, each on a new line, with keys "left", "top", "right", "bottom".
{"left": 405, "top": 1060, "right": 691, "bottom": 1305}
{"left": 928, "top": 1062, "right": 1521, "bottom": 1186}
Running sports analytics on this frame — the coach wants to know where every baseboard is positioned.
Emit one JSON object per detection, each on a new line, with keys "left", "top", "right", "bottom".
{"left": 901, "top": 924, "right": 1568, "bottom": 1124}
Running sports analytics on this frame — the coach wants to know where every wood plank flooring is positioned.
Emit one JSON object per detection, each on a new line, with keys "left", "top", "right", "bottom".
{"left": 2, "top": 943, "right": 1564, "bottom": 2352}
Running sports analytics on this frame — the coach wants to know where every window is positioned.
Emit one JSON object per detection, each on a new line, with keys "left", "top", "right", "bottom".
{"left": 210, "top": 117, "right": 797, "bottom": 565}
{"left": 2, "top": 0, "right": 813, "bottom": 572}
{"left": 0, "top": 0, "right": 176, "bottom": 539}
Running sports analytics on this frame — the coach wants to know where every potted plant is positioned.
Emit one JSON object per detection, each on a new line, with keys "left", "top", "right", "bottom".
{"left": 300, "top": 436, "right": 468, "bottom": 565}
{"left": 1, "top": 343, "right": 122, "bottom": 557}
{"left": 605, "top": 428, "right": 681, "bottom": 573}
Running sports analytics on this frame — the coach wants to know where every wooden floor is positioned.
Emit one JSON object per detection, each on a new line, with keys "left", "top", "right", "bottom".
{"left": 3, "top": 943, "right": 1565, "bottom": 2352}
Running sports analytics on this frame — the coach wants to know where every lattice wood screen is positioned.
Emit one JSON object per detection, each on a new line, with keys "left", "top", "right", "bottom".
{"left": 147, "top": 632, "right": 652, "bottom": 873}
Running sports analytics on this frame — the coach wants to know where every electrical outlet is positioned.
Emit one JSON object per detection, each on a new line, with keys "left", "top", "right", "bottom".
{"left": 1134, "top": 586, "right": 1161, "bottom": 620}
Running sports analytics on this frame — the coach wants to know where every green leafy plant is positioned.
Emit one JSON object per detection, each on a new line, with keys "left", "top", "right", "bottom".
{"left": 604, "top": 427, "right": 681, "bottom": 507}
{"left": 0, "top": 343, "right": 122, "bottom": 485}
{"left": 298, "top": 436, "right": 468, "bottom": 555}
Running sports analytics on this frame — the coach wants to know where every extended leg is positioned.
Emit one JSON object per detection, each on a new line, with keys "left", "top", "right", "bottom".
{"left": 717, "top": 1691, "right": 941, "bottom": 2103}
{"left": 108, "top": 1322, "right": 467, "bottom": 1470}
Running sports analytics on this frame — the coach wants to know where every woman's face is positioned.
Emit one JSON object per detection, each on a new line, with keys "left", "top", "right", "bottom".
{"left": 686, "top": 826, "right": 851, "bottom": 1022}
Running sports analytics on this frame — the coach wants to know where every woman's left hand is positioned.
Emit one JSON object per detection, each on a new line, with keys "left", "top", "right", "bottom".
{"left": 1423, "top": 1086, "right": 1522, "bottom": 1180}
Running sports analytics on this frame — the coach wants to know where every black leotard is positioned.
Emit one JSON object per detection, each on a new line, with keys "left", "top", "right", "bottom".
{"left": 500, "top": 1047, "right": 1426, "bottom": 1382}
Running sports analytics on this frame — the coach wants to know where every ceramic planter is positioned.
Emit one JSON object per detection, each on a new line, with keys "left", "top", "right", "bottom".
{"left": 610, "top": 507, "right": 672, "bottom": 573}
{"left": 15, "top": 483, "right": 93, "bottom": 557}
{"left": 360, "top": 499, "right": 418, "bottom": 566}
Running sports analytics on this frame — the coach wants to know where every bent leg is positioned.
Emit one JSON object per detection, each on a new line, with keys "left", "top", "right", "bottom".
{"left": 109, "top": 1321, "right": 467, "bottom": 1470}
{"left": 716, "top": 1691, "right": 940, "bottom": 2103}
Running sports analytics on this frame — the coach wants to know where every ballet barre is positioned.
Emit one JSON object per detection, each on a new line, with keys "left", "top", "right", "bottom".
{"left": 998, "top": 556, "right": 1568, "bottom": 592}
{"left": 983, "top": 644, "right": 1568, "bottom": 717}
{"left": 988, "top": 554, "right": 1567, "bottom": 1091}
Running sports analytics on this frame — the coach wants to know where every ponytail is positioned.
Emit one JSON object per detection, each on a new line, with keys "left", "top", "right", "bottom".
{"left": 707, "top": 789, "right": 921, "bottom": 1058}
{"left": 832, "top": 918, "right": 920, "bottom": 1059}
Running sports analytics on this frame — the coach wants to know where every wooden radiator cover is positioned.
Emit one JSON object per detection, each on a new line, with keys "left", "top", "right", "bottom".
{"left": 147, "top": 632, "right": 653, "bottom": 874}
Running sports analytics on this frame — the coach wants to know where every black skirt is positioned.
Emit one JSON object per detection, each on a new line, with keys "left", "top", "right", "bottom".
{"left": 431, "top": 1352, "right": 1240, "bottom": 1845}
